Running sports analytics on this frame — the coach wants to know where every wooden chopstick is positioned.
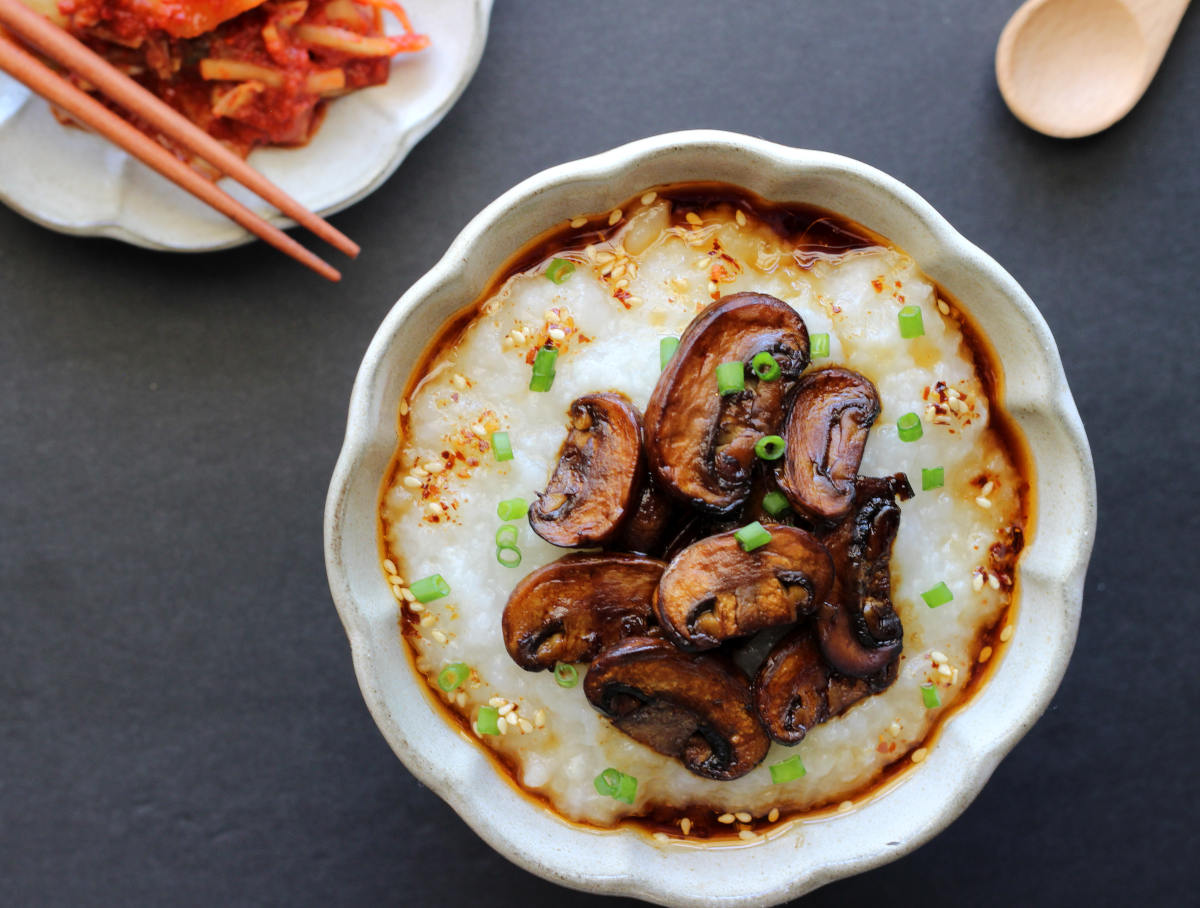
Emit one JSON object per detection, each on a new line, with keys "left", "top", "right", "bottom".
{"left": 0, "top": 0, "right": 360, "bottom": 263}
{"left": 0, "top": 32, "right": 341, "bottom": 281}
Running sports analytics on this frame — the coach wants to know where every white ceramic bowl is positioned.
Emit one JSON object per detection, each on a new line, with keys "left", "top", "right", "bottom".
{"left": 324, "top": 130, "right": 1096, "bottom": 906}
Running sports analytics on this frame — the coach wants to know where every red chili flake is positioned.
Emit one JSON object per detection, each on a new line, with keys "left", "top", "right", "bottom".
{"left": 871, "top": 278, "right": 884, "bottom": 292}
{"left": 895, "top": 280, "right": 903, "bottom": 288}
{"left": 710, "top": 264, "right": 729, "bottom": 282}
{"left": 524, "top": 348, "right": 537, "bottom": 365}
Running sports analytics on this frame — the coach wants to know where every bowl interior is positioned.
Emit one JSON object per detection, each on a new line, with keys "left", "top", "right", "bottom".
{"left": 325, "top": 131, "right": 1095, "bottom": 907}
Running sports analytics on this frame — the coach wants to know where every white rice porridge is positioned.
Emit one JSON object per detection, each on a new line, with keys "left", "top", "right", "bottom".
{"left": 379, "top": 188, "right": 1028, "bottom": 837}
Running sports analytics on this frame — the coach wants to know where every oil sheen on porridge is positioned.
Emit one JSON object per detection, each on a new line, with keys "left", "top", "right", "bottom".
{"left": 378, "top": 186, "right": 1029, "bottom": 837}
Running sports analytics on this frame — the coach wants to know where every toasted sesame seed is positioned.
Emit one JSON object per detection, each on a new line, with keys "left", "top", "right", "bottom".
{"left": 695, "top": 258, "right": 709, "bottom": 270}
{"left": 410, "top": 466, "right": 428, "bottom": 478}
{"left": 685, "top": 212, "right": 703, "bottom": 226}
{"left": 717, "top": 813, "right": 735, "bottom": 824}
{"left": 707, "top": 281, "right": 718, "bottom": 295}
{"left": 488, "top": 698, "right": 505, "bottom": 708}
{"left": 570, "top": 216, "right": 587, "bottom": 228}
{"left": 626, "top": 296, "right": 642, "bottom": 307}
{"left": 600, "top": 262, "right": 615, "bottom": 277}
{"left": 946, "top": 386, "right": 963, "bottom": 399}
{"left": 735, "top": 812, "right": 752, "bottom": 823}
{"left": 767, "top": 807, "right": 780, "bottom": 823}
{"left": 608, "top": 209, "right": 622, "bottom": 226}
{"left": 534, "top": 709, "right": 546, "bottom": 728}
{"left": 383, "top": 559, "right": 397, "bottom": 575}
{"left": 424, "top": 461, "right": 445, "bottom": 474}
{"left": 496, "top": 717, "right": 507, "bottom": 734}
{"left": 594, "top": 251, "right": 614, "bottom": 265}
{"left": 912, "top": 748, "right": 929, "bottom": 764}
{"left": 888, "top": 721, "right": 902, "bottom": 736}
{"left": 401, "top": 589, "right": 417, "bottom": 603}
{"left": 1000, "top": 625, "right": 1014, "bottom": 642}
{"left": 680, "top": 818, "right": 692, "bottom": 835}
{"left": 455, "top": 691, "right": 467, "bottom": 707}
{"left": 518, "top": 718, "right": 533, "bottom": 733}
{"left": 938, "top": 663, "right": 953, "bottom": 679}
{"left": 972, "top": 571, "right": 985, "bottom": 592}
{"left": 420, "top": 614, "right": 435, "bottom": 627}
{"left": 470, "top": 423, "right": 487, "bottom": 437}
{"left": 451, "top": 373, "right": 468, "bottom": 390}
{"left": 511, "top": 329, "right": 526, "bottom": 344}
{"left": 979, "top": 646, "right": 993, "bottom": 663}
{"left": 497, "top": 702, "right": 515, "bottom": 716}
{"left": 399, "top": 400, "right": 410, "bottom": 416}
{"left": 653, "top": 832, "right": 669, "bottom": 843}
{"left": 738, "top": 830, "right": 757, "bottom": 841}
{"left": 988, "top": 572, "right": 1001, "bottom": 590}
{"left": 584, "top": 245, "right": 596, "bottom": 260}
{"left": 976, "top": 496, "right": 992, "bottom": 509}
{"left": 837, "top": 800, "right": 854, "bottom": 813}
{"left": 982, "top": 480, "right": 995, "bottom": 496}
{"left": 401, "top": 475, "right": 421, "bottom": 490}
{"left": 505, "top": 711, "right": 519, "bottom": 727}
{"left": 947, "top": 397, "right": 968, "bottom": 414}
{"left": 937, "top": 298, "right": 950, "bottom": 315}
{"left": 931, "top": 650, "right": 948, "bottom": 664}
{"left": 614, "top": 278, "right": 630, "bottom": 290}
{"left": 735, "top": 209, "right": 747, "bottom": 226}
{"left": 548, "top": 328, "right": 566, "bottom": 341}
{"left": 425, "top": 501, "right": 444, "bottom": 516}
{"left": 641, "top": 191, "right": 658, "bottom": 205}
{"left": 431, "top": 629, "right": 447, "bottom": 644}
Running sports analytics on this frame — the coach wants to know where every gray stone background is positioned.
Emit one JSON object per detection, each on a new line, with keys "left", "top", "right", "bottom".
{"left": 2, "top": 1, "right": 1196, "bottom": 904}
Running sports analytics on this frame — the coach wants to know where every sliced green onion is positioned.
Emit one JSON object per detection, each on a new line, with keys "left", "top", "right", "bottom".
{"left": 594, "top": 768, "right": 622, "bottom": 798}
{"left": 897, "top": 412, "right": 923, "bottom": 442}
{"left": 660, "top": 336, "right": 680, "bottom": 371}
{"left": 615, "top": 773, "right": 638, "bottom": 805}
{"left": 410, "top": 573, "right": 450, "bottom": 603}
{"left": 769, "top": 754, "right": 807, "bottom": 784}
{"left": 751, "top": 351, "right": 781, "bottom": 381}
{"left": 715, "top": 361, "right": 745, "bottom": 395}
{"left": 530, "top": 345, "right": 558, "bottom": 392}
{"left": 810, "top": 333, "right": 830, "bottom": 358}
{"left": 761, "top": 490, "right": 791, "bottom": 517}
{"left": 554, "top": 661, "right": 579, "bottom": 688}
{"left": 593, "top": 768, "right": 638, "bottom": 803}
{"left": 495, "top": 524, "right": 519, "bottom": 547}
{"left": 545, "top": 257, "right": 575, "bottom": 284}
{"left": 921, "top": 683, "right": 942, "bottom": 709}
{"left": 496, "top": 544, "right": 522, "bottom": 568}
{"left": 898, "top": 305, "right": 925, "bottom": 339}
{"left": 491, "top": 431, "right": 513, "bottom": 462}
{"left": 497, "top": 497, "right": 528, "bottom": 521}
{"left": 475, "top": 705, "right": 500, "bottom": 735}
{"left": 754, "top": 435, "right": 786, "bottom": 460}
{"left": 437, "top": 662, "right": 469, "bottom": 692}
{"left": 921, "top": 467, "right": 944, "bottom": 491}
{"left": 921, "top": 581, "right": 954, "bottom": 608}
{"left": 735, "top": 521, "right": 772, "bottom": 552}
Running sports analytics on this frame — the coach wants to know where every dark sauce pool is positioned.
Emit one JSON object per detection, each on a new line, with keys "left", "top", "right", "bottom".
{"left": 377, "top": 182, "right": 1035, "bottom": 842}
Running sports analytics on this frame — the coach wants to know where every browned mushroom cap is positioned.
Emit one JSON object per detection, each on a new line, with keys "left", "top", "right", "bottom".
{"left": 502, "top": 553, "right": 665, "bottom": 670}
{"left": 815, "top": 474, "right": 913, "bottom": 678}
{"left": 778, "top": 367, "right": 880, "bottom": 522}
{"left": 655, "top": 524, "right": 834, "bottom": 651}
{"left": 615, "top": 477, "right": 674, "bottom": 556}
{"left": 753, "top": 627, "right": 829, "bottom": 744}
{"left": 644, "top": 292, "right": 810, "bottom": 513}
{"left": 529, "top": 393, "right": 644, "bottom": 547}
{"left": 584, "top": 636, "right": 770, "bottom": 781}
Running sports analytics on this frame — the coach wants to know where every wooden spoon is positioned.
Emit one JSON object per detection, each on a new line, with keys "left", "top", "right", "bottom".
{"left": 996, "top": 0, "right": 1190, "bottom": 138}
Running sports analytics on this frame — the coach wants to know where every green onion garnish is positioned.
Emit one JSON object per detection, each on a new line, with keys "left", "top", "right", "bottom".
{"left": 491, "top": 431, "right": 513, "bottom": 462}
{"left": 921, "top": 467, "right": 944, "bottom": 491}
{"left": 660, "top": 336, "right": 680, "bottom": 371}
{"left": 751, "top": 351, "right": 781, "bottom": 381}
{"left": 437, "top": 662, "right": 469, "bottom": 692}
{"left": 495, "top": 524, "right": 519, "bottom": 547}
{"left": 593, "top": 768, "right": 637, "bottom": 804}
{"left": 761, "top": 490, "right": 791, "bottom": 517}
{"left": 410, "top": 573, "right": 450, "bottom": 603}
{"left": 735, "top": 521, "right": 772, "bottom": 552}
{"left": 754, "top": 435, "right": 786, "bottom": 460}
{"left": 475, "top": 705, "right": 500, "bottom": 735}
{"left": 496, "top": 544, "right": 522, "bottom": 568}
{"left": 921, "top": 683, "right": 942, "bottom": 709}
{"left": 554, "top": 662, "right": 579, "bottom": 688}
{"left": 497, "top": 497, "right": 528, "bottom": 521}
{"left": 715, "top": 361, "right": 745, "bottom": 395}
{"left": 897, "top": 412, "right": 923, "bottom": 442}
{"left": 810, "top": 333, "right": 830, "bottom": 358}
{"left": 898, "top": 305, "right": 925, "bottom": 339}
{"left": 769, "top": 754, "right": 807, "bottom": 784}
{"left": 545, "top": 257, "right": 575, "bottom": 284}
{"left": 922, "top": 581, "right": 954, "bottom": 608}
{"left": 530, "top": 345, "right": 558, "bottom": 392}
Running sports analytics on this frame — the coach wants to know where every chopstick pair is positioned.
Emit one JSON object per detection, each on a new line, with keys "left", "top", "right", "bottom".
{"left": 0, "top": 0, "right": 357, "bottom": 281}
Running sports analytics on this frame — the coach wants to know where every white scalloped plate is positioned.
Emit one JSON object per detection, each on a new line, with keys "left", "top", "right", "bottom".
{"left": 324, "top": 131, "right": 1097, "bottom": 907}
{"left": 0, "top": 0, "right": 493, "bottom": 250}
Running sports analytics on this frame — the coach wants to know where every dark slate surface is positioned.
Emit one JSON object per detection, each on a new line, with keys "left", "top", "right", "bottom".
{"left": 2, "top": 1, "right": 1197, "bottom": 904}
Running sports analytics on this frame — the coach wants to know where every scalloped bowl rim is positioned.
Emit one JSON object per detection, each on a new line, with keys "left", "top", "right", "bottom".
{"left": 324, "top": 130, "right": 1096, "bottom": 906}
